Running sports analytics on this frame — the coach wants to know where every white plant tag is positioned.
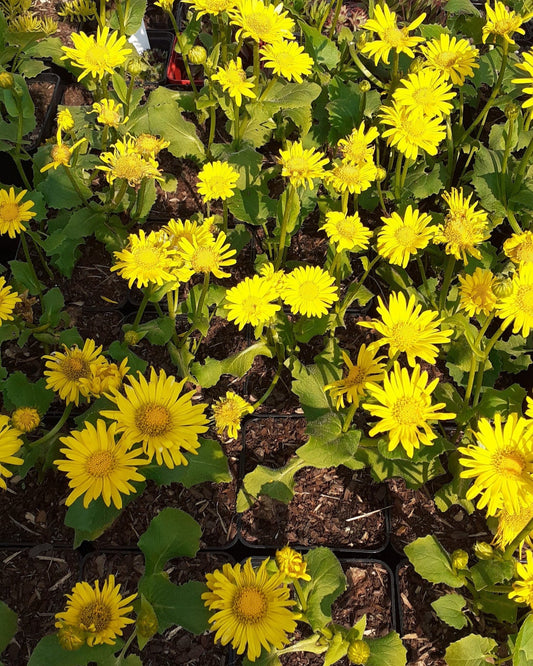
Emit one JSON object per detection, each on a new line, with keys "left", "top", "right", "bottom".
{"left": 128, "top": 21, "right": 151, "bottom": 55}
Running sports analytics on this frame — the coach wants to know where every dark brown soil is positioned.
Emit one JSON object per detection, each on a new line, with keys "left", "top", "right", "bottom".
{"left": 0, "top": 546, "right": 81, "bottom": 664}
{"left": 61, "top": 83, "right": 94, "bottom": 107}
{"left": 32, "top": 0, "right": 78, "bottom": 44}
{"left": 82, "top": 550, "right": 234, "bottom": 665}
{"left": 27, "top": 79, "right": 57, "bottom": 147}
{"left": 239, "top": 417, "right": 388, "bottom": 550}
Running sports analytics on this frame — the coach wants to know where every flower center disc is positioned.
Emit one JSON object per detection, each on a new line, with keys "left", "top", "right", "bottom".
{"left": 135, "top": 402, "right": 171, "bottom": 436}
{"left": 392, "top": 396, "right": 423, "bottom": 425}
{"left": 79, "top": 601, "right": 112, "bottom": 633}
{"left": 192, "top": 246, "right": 217, "bottom": 273}
{"left": 61, "top": 356, "right": 90, "bottom": 381}
{"left": 395, "top": 225, "right": 417, "bottom": 247}
{"left": 86, "top": 450, "right": 115, "bottom": 477}
{"left": 233, "top": 586, "right": 268, "bottom": 624}
{"left": 298, "top": 280, "right": 319, "bottom": 301}
{"left": 84, "top": 44, "right": 110, "bottom": 69}
{"left": 133, "top": 246, "right": 161, "bottom": 268}
{"left": 115, "top": 154, "right": 145, "bottom": 182}
{"left": 498, "top": 452, "right": 526, "bottom": 476}
{"left": 0, "top": 203, "right": 20, "bottom": 222}
{"left": 516, "top": 284, "right": 533, "bottom": 316}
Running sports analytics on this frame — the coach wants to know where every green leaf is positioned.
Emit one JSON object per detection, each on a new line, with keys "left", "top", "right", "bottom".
{"left": 109, "top": 0, "right": 146, "bottom": 33}
{"left": 64, "top": 489, "right": 143, "bottom": 547}
{"left": 300, "top": 22, "right": 340, "bottom": 70}
{"left": 0, "top": 372, "right": 54, "bottom": 414}
{"left": 108, "top": 341, "right": 148, "bottom": 375}
{"left": 472, "top": 146, "right": 507, "bottom": 216}
{"left": 0, "top": 601, "right": 17, "bottom": 653}
{"left": 296, "top": 413, "right": 363, "bottom": 470}
{"left": 470, "top": 559, "right": 515, "bottom": 590}
{"left": 237, "top": 456, "right": 306, "bottom": 511}
{"left": 366, "top": 632, "right": 407, "bottom": 666}
{"left": 137, "top": 317, "right": 175, "bottom": 346}
{"left": 323, "top": 632, "right": 349, "bottom": 666}
{"left": 39, "top": 287, "right": 65, "bottom": 327}
{"left": 138, "top": 575, "right": 209, "bottom": 634}
{"left": 289, "top": 358, "right": 338, "bottom": 421}
{"left": 262, "top": 80, "right": 322, "bottom": 111}
{"left": 303, "top": 548, "right": 346, "bottom": 631}
{"left": 143, "top": 437, "right": 231, "bottom": 486}
{"left": 477, "top": 384, "right": 527, "bottom": 421}
{"left": 403, "top": 161, "right": 446, "bottom": 200}
{"left": 240, "top": 102, "right": 277, "bottom": 147}
{"left": 227, "top": 182, "right": 277, "bottom": 224}
{"left": 356, "top": 445, "right": 445, "bottom": 489}
{"left": 293, "top": 315, "right": 329, "bottom": 344}
{"left": 513, "top": 613, "right": 533, "bottom": 666}
{"left": 477, "top": 590, "right": 517, "bottom": 624}
{"left": 445, "top": 0, "right": 480, "bottom": 14}
{"left": 8, "top": 259, "right": 44, "bottom": 295}
{"left": 138, "top": 507, "right": 202, "bottom": 575}
{"left": 28, "top": 634, "right": 120, "bottom": 666}
{"left": 404, "top": 535, "right": 467, "bottom": 588}
{"left": 190, "top": 342, "right": 273, "bottom": 388}
{"left": 444, "top": 634, "right": 498, "bottom": 666}
{"left": 131, "top": 86, "right": 204, "bottom": 159}
{"left": 431, "top": 593, "right": 467, "bottom": 629}
{"left": 326, "top": 77, "right": 362, "bottom": 144}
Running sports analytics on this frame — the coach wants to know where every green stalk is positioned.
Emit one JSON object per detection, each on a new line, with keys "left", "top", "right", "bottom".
{"left": 62, "top": 164, "right": 94, "bottom": 210}
{"left": 20, "top": 232, "right": 42, "bottom": 299}
{"left": 338, "top": 254, "right": 380, "bottom": 317}
{"left": 112, "top": 180, "right": 130, "bottom": 209}
{"left": 169, "top": 12, "right": 198, "bottom": 95}
{"left": 464, "top": 312, "right": 495, "bottom": 404}
{"left": 217, "top": 14, "right": 227, "bottom": 64}
{"left": 394, "top": 151, "right": 403, "bottom": 201}
{"left": 317, "top": 0, "right": 336, "bottom": 33}
{"left": 99, "top": 0, "right": 106, "bottom": 28}
{"left": 416, "top": 255, "right": 437, "bottom": 309}
{"left": 446, "top": 115, "right": 455, "bottom": 189}
{"left": 251, "top": 361, "right": 283, "bottom": 410}
{"left": 457, "top": 41, "right": 509, "bottom": 148}
{"left": 501, "top": 115, "right": 514, "bottom": 178}
{"left": 342, "top": 402, "right": 358, "bottom": 432}
{"left": 125, "top": 73, "right": 136, "bottom": 117}
{"left": 232, "top": 98, "right": 240, "bottom": 148}
{"left": 116, "top": 0, "right": 126, "bottom": 36}
{"left": 506, "top": 209, "right": 522, "bottom": 235}
{"left": 13, "top": 93, "right": 31, "bottom": 190}
{"left": 438, "top": 255, "right": 456, "bottom": 312}
{"left": 400, "top": 156, "right": 410, "bottom": 189}
{"left": 472, "top": 324, "right": 506, "bottom": 407}
{"left": 341, "top": 190, "right": 349, "bottom": 214}
{"left": 222, "top": 200, "right": 228, "bottom": 233}
{"left": 132, "top": 179, "right": 148, "bottom": 221}
{"left": 253, "top": 41, "right": 260, "bottom": 95}
{"left": 513, "top": 130, "right": 533, "bottom": 192}
{"left": 30, "top": 403, "right": 73, "bottom": 448}
{"left": 327, "top": 0, "right": 343, "bottom": 38}
{"left": 133, "top": 291, "right": 150, "bottom": 328}
{"left": 274, "top": 184, "right": 297, "bottom": 270}
{"left": 348, "top": 45, "right": 386, "bottom": 89}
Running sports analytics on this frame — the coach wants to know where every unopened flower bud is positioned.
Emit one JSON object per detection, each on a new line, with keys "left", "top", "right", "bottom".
{"left": 189, "top": 45, "right": 207, "bottom": 65}
{"left": 57, "top": 624, "right": 86, "bottom": 650}
{"left": 505, "top": 103, "right": 520, "bottom": 120}
{"left": 347, "top": 639, "right": 371, "bottom": 664}
{"left": 451, "top": 549, "right": 469, "bottom": 571}
{"left": 355, "top": 32, "right": 367, "bottom": 50}
{"left": 11, "top": 407, "right": 40, "bottom": 433}
{"left": 359, "top": 80, "right": 371, "bottom": 93}
{"left": 0, "top": 71, "right": 14, "bottom": 88}
{"left": 124, "top": 329, "right": 141, "bottom": 345}
{"left": 127, "top": 56, "right": 147, "bottom": 77}
{"left": 409, "top": 57, "right": 425, "bottom": 74}
{"left": 375, "top": 166, "right": 387, "bottom": 182}
{"left": 474, "top": 542, "right": 494, "bottom": 560}
{"left": 493, "top": 277, "right": 513, "bottom": 298}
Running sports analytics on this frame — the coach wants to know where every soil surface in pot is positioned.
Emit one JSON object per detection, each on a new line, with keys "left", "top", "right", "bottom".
{"left": 82, "top": 550, "right": 234, "bottom": 664}
{"left": 239, "top": 417, "right": 388, "bottom": 550}
{"left": 0, "top": 545, "right": 81, "bottom": 663}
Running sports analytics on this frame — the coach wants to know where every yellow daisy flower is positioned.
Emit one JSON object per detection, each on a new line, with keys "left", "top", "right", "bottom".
{"left": 55, "top": 575, "right": 136, "bottom": 646}
{"left": 183, "top": 0, "right": 237, "bottom": 17}
{"left": 359, "top": 291, "right": 453, "bottom": 367}
{"left": 98, "top": 137, "right": 162, "bottom": 186}
{"left": 111, "top": 229, "right": 179, "bottom": 289}
{"left": 43, "top": 339, "right": 106, "bottom": 406}
{"left": 224, "top": 274, "right": 281, "bottom": 330}
{"left": 92, "top": 99, "right": 128, "bottom": 128}
{"left": 101, "top": 368, "right": 209, "bottom": 468}
{"left": 260, "top": 40, "right": 314, "bottom": 83}
{"left": 504, "top": 230, "right": 533, "bottom": 265}
{"left": 527, "top": 396, "right": 533, "bottom": 418}
{"left": 40, "top": 138, "right": 86, "bottom": 172}
{"left": 496, "top": 264, "right": 533, "bottom": 337}
{"left": 281, "top": 265, "right": 338, "bottom": 318}
{"left": 493, "top": 504, "right": 533, "bottom": 554}
{"left": 196, "top": 161, "right": 240, "bottom": 202}
{"left": 202, "top": 558, "right": 297, "bottom": 661}
{"left": 212, "top": 391, "right": 254, "bottom": 439}
{"left": 324, "top": 345, "right": 385, "bottom": 410}
{"left": 510, "top": 550, "right": 533, "bottom": 608}
{"left": 482, "top": 0, "right": 533, "bottom": 45}
{"left": 459, "top": 413, "right": 533, "bottom": 517}
{"left": 458, "top": 267, "right": 498, "bottom": 317}
{"left": 154, "top": 0, "right": 174, "bottom": 12}
{"left": 379, "top": 102, "right": 446, "bottom": 160}
{"left": 434, "top": 188, "right": 489, "bottom": 262}
{"left": 337, "top": 123, "right": 379, "bottom": 166}
{"left": 377, "top": 205, "right": 436, "bottom": 268}
{"left": 229, "top": 0, "right": 295, "bottom": 45}
{"left": 275, "top": 546, "right": 311, "bottom": 581}
{"left": 278, "top": 141, "right": 329, "bottom": 190}
{"left": 78, "top": 357, "right": 129, "bottom": 399}
{"left": 54, "top": 420, "right": 147, "bottom": 509}
{"left": 178, "top": 230, "right": 237, "bottom": 279}
{"left": 325, "top": 160, "right": 377, "bottom": 195}
{"left": 134, "top": 134, "right": 170, "bottom": 158}
{"left": 61, "top": 26, "right": 132, "bottom": 80}
{"left": 320, "top": 211, "right": 372, "bottom": 253}
{"left": 11, "top": 407, "right": 40, "bottom": 434}
{"left": 363, "top": 361, "right": 455, "bottom": 458}
{"left": 159, "top": 219, "right": 211, "bottom": 283}
{"left": 0, "top": 277, "right": 21, "bottom": 324}
{"left": 420, "top": 34, "right": 479, "bottom": 86}
{"left": 361, "top": 2, "right": 426, "bottom": 66}
{"left": 0, "top": 187, "right": 36, "bottom": 238}
{"left": 512, "top": 51, "right": 533, "bottom": 110}
{"left": 212, "top": 57, "right": 256, "bottom": 107}
{"left": 393, "top": 68, "right": 455, "bottom": 119}
{"left": 259, "top": 261, "right": 286, "bottom": 292}
{"left": 0, "top": 415, "right": 23, "bottom": 490}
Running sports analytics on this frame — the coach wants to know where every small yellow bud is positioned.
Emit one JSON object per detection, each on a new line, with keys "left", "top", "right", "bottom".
{"left": 0, "top": 71, "right": 14, "bottom": 88}
{"left": 124, "top": 330, "right": 141, "bottom": 345}
{"left": 375, "top": 166, "right": 387, "bottom": 182}
{"left": 451, "top": 549, "right": 469, "bottom": 571}
{"left": 57, "top": 108, "right": 75, "bottom": 133}
{"left": 189, "top": 45, "right": 207, "bottom": 65}
{"left": 359, "top": 80, "right": 371, "bottom": 93}
{"left": 474, "top": 542, "right": 494, "bottom": 560}
{"left": 409, "top": 57, "right": 426, "bottom": 74}
{"left": 57, "top": 624, "right": 86, "bottom": 650}
{"left": 275, "top": 546, "right": 311, "bottom": 581}
{"left": 50, "top": 143, "right": 72, "bottom": 166}
{"left": 347, "top": 639, "right": 371, "bottom": 664}
{"left": 493, "top": 276, "right": 513, "bottom": 298}
{"left": 11, "top": 407, "right": 40, "bottom": 433}
{"left": 127, "top": 56, "right": 148, "bottom": 77}
{"left": 505, "top": 103, "right": 520, "bottom": 120}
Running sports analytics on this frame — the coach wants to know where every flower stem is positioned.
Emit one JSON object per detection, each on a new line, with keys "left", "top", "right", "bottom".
{"left": 472, "top": 324, "right": 506, "bottom": 407}
{"left": 20, "top": 232, "right": 42, "bottom": 299}
{"left": 169, "top": 12, "right": 198, "bottom": 95}
{"left": 342, "top": 402, "right": 357, "bottom": 432}
{"left": 274, "top": 184, "right": 296, "bottom": 270}
{"left": 251, "top": 360, "right": 283, "bottom": 410}
{"left": 438, "top": 255, "right": 456, "bottom": 312}
{"left": 338, "top": 254, "right": 380, "bottom": 317}
{"left": 416, "top": 255, "right": 437, "bottom": 309}
{"left": 253, "top": 41, "right": 260, "bottom": 95}
{"left": 232, "top": 98, "right": 240, "bottom": 148}
{"left": 30, "top": 403, "right": 73, "bottom": 448}
{"left": 327, "top": 0, "right": 342, "bottom": 38}
{"left": 133, "top": 291, "right": 150, "bottom": 328}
